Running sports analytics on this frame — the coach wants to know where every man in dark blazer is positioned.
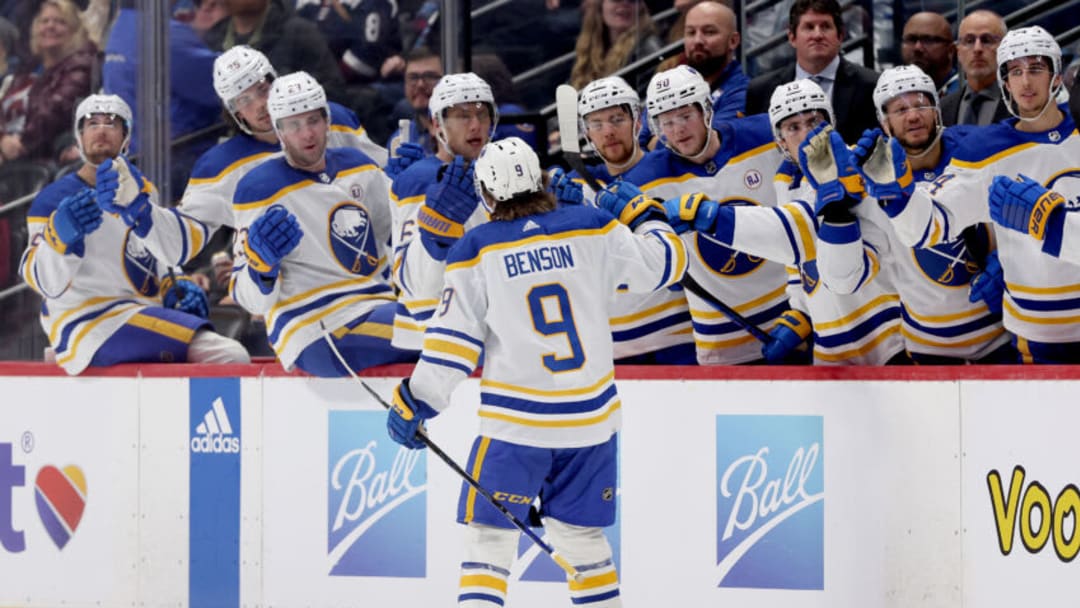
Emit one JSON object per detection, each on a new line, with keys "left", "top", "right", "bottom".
{"left": 939, "top": 10, "right": 1011, "bottom": 126}
{"left": 745, "top": 0, "right": 879, "bottom": 142}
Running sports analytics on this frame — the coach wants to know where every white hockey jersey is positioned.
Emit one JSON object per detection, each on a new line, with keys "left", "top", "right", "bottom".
{"left": 727, "top": 178, "right": 905, "bottom": 365}
{"left": 879, "top": 126, "right": 1009, "bottom": 360}
{"left": 20, "top": 173, "right": 173, "bottom": 374}
{"left": 410, "top": 205, "right": 687, "bottom": 448}
{"left": 623, "top": 114, "right": 787, "bottom": 364}
{"left": 230, "top": 147, "right": 395, "bottom": 368}
{"left": 388, "top": 156, "right": 489, "bottom": 350}
{"left": 890, "top": 109, "right": 1080, "bottom": 344}
{"left": 143, "top": 102, "right": 388, "bottom": 267}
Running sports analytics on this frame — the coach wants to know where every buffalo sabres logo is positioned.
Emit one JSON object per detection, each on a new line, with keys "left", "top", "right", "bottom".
{"left": 123, "top": 231, "right": 160, "bottom": 296}
{"left": 695, "top": 198, "right": 766, "bottom": 277}
{"left": 910, "top": 238, "right": 980, "bottom": 287}
{"left": 329, "top": 202, "right": 380, "bottom": 275}
{"left": 800, "top": 259, "right": 820, "bottom": 296}
{"left": 1048, "top": 130, "right": 1061, "bottom": 142}
{"left": 1046, "top": 170, "right": 1080, "bottom": 209}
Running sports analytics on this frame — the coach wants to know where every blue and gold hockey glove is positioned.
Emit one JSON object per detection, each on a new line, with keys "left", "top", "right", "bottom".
{"left": 385, "top": 142, "right": 426, "bottom": 180}
{"left": 244, "top": 205, "right": 303, "bottom": 278}
{"left": 96, "top": 156, "right": 155, "bottom": 237}
{"left": 989, "top": 174, "right": 1065, "bottom": 240}
{"left": 160, "top": 273, "right": 210, "bottom": 319}
{"left": 44, "top": 187, "right": 102, "bottom": 256}
{"left": 762, "top": 309, "right": 812, "bottom": 363}
{"left": 418, "top": 155, "right": 477, "bottom": 261}
{"left": 661, "top": 192, "right": 727, "bottom": 236}
{"left": 388, "top": 379, "right": 439, "bottom": 450}
{"left": 596, "top": 181, "right": 666, "bottom": 231}
{"left": 797, "top": 123, "right": 862, "bottom": 216}
{"left": 851, "top": 128, "right": 913, "bottom": 216}
{"left": 968, "top": 251, "right": 1004, "bottom": 315}
{"left": 547, "top": 166, "right": 584, "bottom": 206}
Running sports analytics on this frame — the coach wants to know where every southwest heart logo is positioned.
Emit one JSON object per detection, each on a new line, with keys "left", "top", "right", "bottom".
{"left": 34, "top": 465, "right": 87, "bottom": 549}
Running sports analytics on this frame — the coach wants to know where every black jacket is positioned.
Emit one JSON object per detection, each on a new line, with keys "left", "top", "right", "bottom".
{"left": 204, "top": 0, "right": 346, "bottom": 104}
{"left": 746, "top": 57, "right": 880, "bottom": 143}
{"left": 940, "top": 85, "right": 1012, "bottom": 126}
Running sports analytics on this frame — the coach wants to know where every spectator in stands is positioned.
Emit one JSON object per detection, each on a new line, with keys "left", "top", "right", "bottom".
{"left": 104, "top": 0, "right": 221, "bottom": 198}
{"left": 175, "top": 0, "right": 229, "bottom": 36}
{"left": 900, "top": 11, "right": 958, "bottom": 97}
{"left": 645, "top": 1, "right": 745, "bottom": 146}
{"left": 569, "top": 0, "right": 662, "bottom": 90}
{"left": 745, "top": 0, "right": 878, "bottom": 143}
{"left": 940, "top": 10, "right": 1010, "bottom": 126}
{"left": 0, "top": 0, "right": 97, "bottom": 166}
{"left": 0, "top": 17, "right": 18, "bottom": 100}
{"left": 204, "top": 0, "right": 347, "bottom": 106}
{"left": 295, "top": 0, "right": 404, "bottom": 86}
{"left": 473, "top": 52, "right": 538, "bottom": 150}
{"left": 386, "top": 46, "right": 442, "bottom": 154}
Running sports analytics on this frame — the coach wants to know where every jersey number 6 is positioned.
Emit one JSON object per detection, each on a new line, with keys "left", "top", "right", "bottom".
{"left": 527, "top": 283, "right": 585, "bottom": 373}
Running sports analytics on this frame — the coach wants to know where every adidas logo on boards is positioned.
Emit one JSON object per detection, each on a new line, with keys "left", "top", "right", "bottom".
{"left": 190, "top": 397, "right": 241, "bottom": 454}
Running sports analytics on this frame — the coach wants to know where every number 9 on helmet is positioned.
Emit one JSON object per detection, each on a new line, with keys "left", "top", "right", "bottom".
{"left": 473, "top": 137, "right": 543, "bottom": 212}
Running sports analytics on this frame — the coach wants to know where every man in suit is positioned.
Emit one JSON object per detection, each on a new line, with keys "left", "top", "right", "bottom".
{"left": 745, "top": 0, "right": 878, "bottom": 142}
{"left": 940, "top": 10, "right": 1010, "bottom": 126}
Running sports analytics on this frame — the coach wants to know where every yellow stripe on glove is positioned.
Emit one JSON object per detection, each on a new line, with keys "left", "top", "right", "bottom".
{"left": 1029, "top": 190, "right": 1066, "bottom": 240}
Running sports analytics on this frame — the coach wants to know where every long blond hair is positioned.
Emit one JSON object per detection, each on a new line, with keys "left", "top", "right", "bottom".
{"left": 29, "top": 0, "right": 89, "bottom": 63}
{"left": 569, "top": 0, "right": 658, "bottom": 90}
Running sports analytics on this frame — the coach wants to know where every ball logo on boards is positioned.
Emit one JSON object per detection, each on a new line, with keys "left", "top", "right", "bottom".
{"left": 715, "top": 415, "right": 824, "bottom": 590}
{"left": 987, "top": 465, "right": 1080, "bottom": 562}
{"left": 327, "top": 410, "right": 426, "bottom": 577}
{"left": 1, "top": 436, "right": 88, "bottom": 553}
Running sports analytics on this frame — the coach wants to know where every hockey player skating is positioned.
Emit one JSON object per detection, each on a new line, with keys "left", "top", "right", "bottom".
{"left": 861, "top": 26, "right": 1080, "bottom": 363}
{"left": 230, "top": 72, "right": 414, "bottom": 376}
{"left": 388, "top": 72, "right": 499, "bottom": 350}
{"left": 616, "top": 65, "right": 787, "bottom": 364}
{"left": 856, "top": 65, "right": 1014, "bottom": 363}
{"left": 663, "top": 79, "right": 908, "bottom": 364}
{"left": 387, "top": 137, "right": 686, "bottom": 608}
{"left": 19, "top": 94, "right": 249, "bottom": 374}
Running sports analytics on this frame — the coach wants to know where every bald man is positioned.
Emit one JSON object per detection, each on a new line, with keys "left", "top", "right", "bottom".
{"left": 644, "top": 1, "right": 747, "bottom": 146}
{"left": 940, "top": 10, "right": 1011, "bottom": 126}
{"left": 901, "top": 12, "right": 957, "bottom": 96}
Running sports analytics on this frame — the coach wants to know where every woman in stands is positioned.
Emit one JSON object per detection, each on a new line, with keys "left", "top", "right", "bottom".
{"left": 569, "top": 0, "right": 662, "bottom": 90}
{"left": 0, "top": 0, "right": 97, "bottom": 167}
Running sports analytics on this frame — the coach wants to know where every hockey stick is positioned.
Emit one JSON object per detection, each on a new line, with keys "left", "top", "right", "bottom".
{"left": 317, "top": 322, "right": 585, "bottom": 582}
{"left": 556, "top": 84, "right": 604, "bottom": 193}
{"left": 681, "top": 273, "right": 771, "bottom": 344}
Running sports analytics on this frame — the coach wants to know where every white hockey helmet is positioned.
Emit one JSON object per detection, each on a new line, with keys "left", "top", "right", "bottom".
{"left": 997, "top": 26, "right": 1062, "bottom": 81}
{"left": 214, "top": 45, "right": 277, "bottom": 107}
{"left": 767, "top": 78, "right": 834, "bottom": 144}
{"left": 579, "top": 76, "right": 641, "bottom": 121}
{"left": 429, "top": 72, "right": 498, "bottom": 123}
{"left": 645, "top": 65, "right": 712, "bottom": 139}
{"left": 873, "top": 65, "right": 939, "bottom": 123}
{"left": 474, "top": 137, "right": 543, "bottom": 211}
{"left": 213, "top": 45, "right": 277, "bottom": 134}
{"left": 267, "top": 71, "right": 330, "bottom": 132}
{"left": 73, "top": 93, "right": 133, "bottom": 162}
{"left": 996, "top": 26, "right": 1064, "bottom": 119}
